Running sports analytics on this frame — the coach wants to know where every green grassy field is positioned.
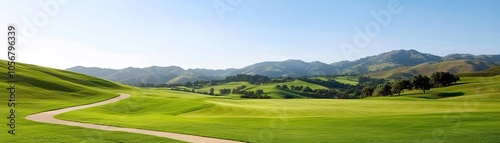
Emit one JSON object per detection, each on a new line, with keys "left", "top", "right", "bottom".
{"left": 3, "top": 60, "right": 500, "bottom": 143}
{"left": 311, "top": 76, "right": 359, "bottom": 85}
{"left": 58, "top": 75, "right": 500, "bottom": 142}
{"left": 0, "top": 61, "right": 183, "bottom": 142}
{"left": 190, "top": 79, "right": 329, "bottom": 99}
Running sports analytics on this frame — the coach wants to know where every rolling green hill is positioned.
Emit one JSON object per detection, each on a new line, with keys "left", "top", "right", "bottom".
{"left": 0, "top": 61, "right": 182, "bottom": 142}
{"left": 184, "top": 79, "right": 329, "bottom": 99}
{"left": 369, "top": 60, "right": 498, "bottom": 79}
{"left": 4, "top": 60, "right": 500, "bottom": 142}
{"left": 58, "top": 75, "right": 500, "bottom": 143}
{"left": 457, "top": 66, "right": 500, "bottom": 77}
{"left": 310, "top": 76, "right": 359, "bottom": 85}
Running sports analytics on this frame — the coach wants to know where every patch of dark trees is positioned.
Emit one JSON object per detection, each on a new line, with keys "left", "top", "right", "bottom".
{"left": 167, "top": 72, "right": 460, "bottom": 99}
{"left": 360, "top": 72, "right": 460, "bottom": 97}
{"left": 296, "top": 78, "right": 351, "bottom": 89}
{"left": 276, "top": 85, "right": 340, "bottom": 99}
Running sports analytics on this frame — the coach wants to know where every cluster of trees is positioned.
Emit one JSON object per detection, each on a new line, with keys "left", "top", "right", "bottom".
{"left": 276, "top": 84, "right": 342, "bottom": 99}
{"left": 298, "top": 78, "right": 351, "bottom": 89}
{"left": 173, "top": 74, "right": 274, "bottom": 90}
{"left": 219, "top": 88, "right": 231, "bottom": 94}
{"left": 241, "top": 89, "right": 270, "bottom": 99}
{"left": 170, "top": 87, "right": 192, "bottom": 92}
{"left": 309, "top": 89, "right": 339, "bottom": 98}
{"left": 358, "top": 76, "right": 387, "bottom": 86}
{"left": 225, "top": 74, "right": 271, "bottom": 85}
{"left": 276, "top": 85, "right": 289, "bottom": 90}
{"left": 168, "top": 72, "right": 460, "bottom": 99}
{"left": 360, "top": 72, "right": 460, "bottom": 97}
{"left": 203, "top": 85, "right": 270, "bottom": 99}
{"left": 138, "top": 83, "right": 169, "bottom": 87}
{"left": 431, "top": 72, "right": 460, "bottom": 87}
{"left": 170, "top": 87, "right": 214, "bottom": 95}
{"left": 276, "top": 85, "right": 314, "bottom": 93}
{"left": 269, "top": 77, "right": 295, "bottom": 83}
{"left": 231, "top": 85, "right": 248, "bottom": 94}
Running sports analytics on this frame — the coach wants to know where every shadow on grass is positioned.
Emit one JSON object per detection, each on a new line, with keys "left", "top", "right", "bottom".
{"left": 405, "top": 92, "right": 465, "bottom": 99}
{"left": 435, "top": 92, "right": 465, "bottom": 98}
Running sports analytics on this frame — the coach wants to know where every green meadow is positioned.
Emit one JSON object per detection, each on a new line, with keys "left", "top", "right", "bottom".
{"left": 2, "top": 61, "right": 500, "bottom": 142}
{"left": 186, "top": 79, "right": 329, "bottom": 99}
{"left": 0, "top": 62, "right": 183, "bottom": 142}
{"left": 58, "top": 76, "right": 500, "bottom": 142}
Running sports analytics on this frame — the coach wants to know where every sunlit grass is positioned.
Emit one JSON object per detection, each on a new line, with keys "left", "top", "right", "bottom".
{"left": 59, "top": 76, "right": 500, "bottom": 143}
{"left": 0, "top": 61, "right": 183, "bottom": 143}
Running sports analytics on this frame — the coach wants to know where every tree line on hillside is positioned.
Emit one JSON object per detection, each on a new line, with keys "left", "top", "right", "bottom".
{"left": 358, "top": 76, "right": 387, "bottom": 86}
{"left": 360, "top": 72, "right": 460, "bottom": 97}
{"left": 276, "top": 85, "right": 340, "bottom": 99}
{"left": 140, "top": 74, "right": 297, "bottom": 88}
{"left": 297, "top": 78, "right": 352, "bottom": 89}
{"left": 169, "top": 72, "right": 460, "bottom": 99}
{"left": 217, "top": 85, "right": 270, "bottom": 99}
{"left": 171, "top": 84, "right": 271, "bottom": 99}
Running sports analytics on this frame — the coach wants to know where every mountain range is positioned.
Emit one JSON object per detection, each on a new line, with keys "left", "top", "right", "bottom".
{"left": 67, "top": 49, "right": 500, "bottom": 85}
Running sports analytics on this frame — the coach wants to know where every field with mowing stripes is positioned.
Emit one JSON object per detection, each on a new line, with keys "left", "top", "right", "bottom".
{"left": 58, "top": 76, "right": 500, "bottom": 143}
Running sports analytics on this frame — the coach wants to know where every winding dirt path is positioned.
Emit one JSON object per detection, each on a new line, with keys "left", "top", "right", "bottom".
{"left": 26, "top": 93, "right": 243, "bottom": 143}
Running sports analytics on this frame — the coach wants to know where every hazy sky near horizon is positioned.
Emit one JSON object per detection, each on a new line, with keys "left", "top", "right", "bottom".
{"left": 1, "top": 0, "right": 499, "bottom": 70}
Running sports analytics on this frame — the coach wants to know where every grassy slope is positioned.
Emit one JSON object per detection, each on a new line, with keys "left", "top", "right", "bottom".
{"left": 311, "top": 76, "right": 359, "bottom": 85}
{"left": 190, "top": 79, "right": 329, "bottom": 99}
{"left": 457, "top": 66, "right": 500, "bottom": 77}
{"left": 59, "top": 76, "right": 500, "bottom": 143}
{"left": 370, "top": 60, "right": 497, "bottom": 79}
{"left": 0, "top": 61, "right": 183, "bottom": 143}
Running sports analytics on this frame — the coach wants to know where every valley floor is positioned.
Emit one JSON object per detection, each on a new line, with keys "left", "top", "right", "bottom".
{"left": 27, "top": 94, "right": 242, "bottom": 143}
{"left": 55, "top": 76, "right": 500, "bottom": 143}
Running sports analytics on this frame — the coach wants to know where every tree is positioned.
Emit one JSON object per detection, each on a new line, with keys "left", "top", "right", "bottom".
{"left": 276, "top": 85, "right": 281, "bottom": 89}
{"left": 256, "top": 89, "right": 264, "bottom": 95}
{"left": 374, "top": 84, "right": 392, "bottom": 96}
{"left": 297, "top": 85, "right": 304, "bottom": 91}
{"left": 353, "top": 90, "right": 362, "bottom": 98}
{"left": 282, "top": 85, "right": 289, "bottom": 90}
{"left": 219, "top": 88, "right": 231, "bottom": 94}
{"left": 303, "top": 86, "right": 313, "bottom": 93}
{"left": 361, "top": 87, "right": 374, "bottom": 98}
{"left": 391, "top": 81, "right": 404, "bottom": 96}
{"left": 412, "top": 75, "right": 431, "bottom": 93}
{"left": 431, "top": 72, "right": 459, "bottom": 87}
{"left": 400, "top": 79, "right": 413, "bottom": 91}
{"left": 209, "top": 87, "right": 215, "bottom": 95}
{"left": 225, "top": 74, "right": 271, "bottom": 85}
{"left": 185, "top": 81, "right": 193, "bottom": 87}
{"left": 328, "top": 89, "right": 338, "bottom": 99}
{"left": 245, "top": 91, "right": 255, "bottom": 97}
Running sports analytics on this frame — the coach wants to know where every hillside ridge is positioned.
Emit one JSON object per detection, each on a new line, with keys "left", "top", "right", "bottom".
{"left": 67, "top": 49, "right": 500, "bottom": 85}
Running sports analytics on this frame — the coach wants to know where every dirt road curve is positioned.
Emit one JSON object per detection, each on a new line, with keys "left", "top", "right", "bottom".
{"left": 26, "top": 93, "right": 244, "bottom": 143}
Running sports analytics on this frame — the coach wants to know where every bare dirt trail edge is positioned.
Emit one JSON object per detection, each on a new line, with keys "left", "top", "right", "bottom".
{"left": 26, "top": 93, "right": 244, "bottom": 143}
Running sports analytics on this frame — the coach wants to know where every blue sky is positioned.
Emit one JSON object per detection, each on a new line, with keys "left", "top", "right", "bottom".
{"left": 1, "top": 0, "right": 499, "bottom": 69}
